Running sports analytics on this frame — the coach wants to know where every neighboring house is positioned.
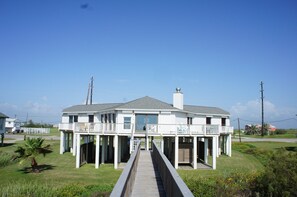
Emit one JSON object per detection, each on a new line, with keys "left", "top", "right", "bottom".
{"left": 0, "top": 112, "right": 9, "bottom": 146}
{"left": 5, "top": 118, "right": 21, "bottom": 133}
{"left": 59, "top": 89, "right": 233, "bottom": 170}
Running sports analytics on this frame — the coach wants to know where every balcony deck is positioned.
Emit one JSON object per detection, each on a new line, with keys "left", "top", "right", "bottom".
{"left": 59, "top": 123, "right": 233, "bottom": 136}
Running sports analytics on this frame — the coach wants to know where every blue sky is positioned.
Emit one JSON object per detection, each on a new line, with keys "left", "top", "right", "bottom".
{"left": 1, "top": 0, "right": 297, "bottom": 128}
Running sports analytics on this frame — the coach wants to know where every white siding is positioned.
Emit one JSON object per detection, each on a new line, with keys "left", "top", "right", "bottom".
{"left": 62, "top": 115, "right": 69, "bottom": 123}
{"left": 158, "top": 113, "right": 175, "bottom": 125}
{"left": 78, "top": 114, "right": 88, "bottom": 123}
{"left": 192, "top": 115, "right": 206, "bottom": 125}
{"left": 174, "top": 112, "right": 187, "bottom": 124}
{"left": 212, "top": 117, "right": 221, "bottom": 125}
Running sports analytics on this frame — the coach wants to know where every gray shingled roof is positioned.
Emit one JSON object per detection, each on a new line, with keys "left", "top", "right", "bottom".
{"left": 183, "top": 105, "right": 230, "bottom": 115}
{"left": 116, "top": 96, "right": 177, "bottom": 110}
{"left": 0, "top": 112, "right": 9, "bottom": 118}
{"left": 63, "top": 103, "right": 122, "bottom": 113}
{"left": 62, "top": 97, "right": 230, "bottom": 115}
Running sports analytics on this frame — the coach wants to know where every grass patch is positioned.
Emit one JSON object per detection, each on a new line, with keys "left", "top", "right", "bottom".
{"left": 0, "top": 140, "right": 122, "bottom": 196}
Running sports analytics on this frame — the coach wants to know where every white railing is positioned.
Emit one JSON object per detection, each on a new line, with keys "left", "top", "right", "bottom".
{"left": 22, "top": 127, "right": 50, "bottom": 134}
{"left": 146, "top": 124, "right": 220, "bottom": 135}
{"left": 220, "top": 126, "right": 234, "bottom": 134}
{"left": 59, "top": 122, "right": 233, "bottom": 135}
{"left": 59, "top": 123, "right": 74, "bottom": 131}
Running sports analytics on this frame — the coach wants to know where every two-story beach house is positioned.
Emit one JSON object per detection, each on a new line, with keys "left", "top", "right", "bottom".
{"left": 59, "top": 89, "right": 233, "bottom": 170}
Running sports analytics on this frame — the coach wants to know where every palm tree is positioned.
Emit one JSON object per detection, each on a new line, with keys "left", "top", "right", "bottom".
{"left": 15, "top": 137, "right": 51, "bottom": 173}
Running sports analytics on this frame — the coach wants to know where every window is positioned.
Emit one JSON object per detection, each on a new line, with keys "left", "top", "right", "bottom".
{"left": 89, "top": 115, "right": 94, "bottom": 123}
{"left": 74, "top": 115, "right": 78, "bottom": 122}
{"left": 135, "top": 114, "right": 158, "bottom": 131}
{"left": 187, "top": 117, "right": 193, "bottom": 125}
{"left": 69, "top": 115, "right": 78, "bottom": 123}
{"left": 221, "top": 118, "right": 226, "bottom": 126}
{"left": 124, "top": 117, "right": 131, "bottom": 129}
{"left": 69, "top": 116, "right": 73, "bottom": 123}
{"left": 206, "top": 117, "right": 211, "bottom": 125}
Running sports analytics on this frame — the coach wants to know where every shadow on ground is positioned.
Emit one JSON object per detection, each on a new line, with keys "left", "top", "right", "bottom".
{"left": 0, "top": 143, "right": 15, "bottom": 147}
{"left": 284, "top": 146, "right": 297, "bottom": 152}
{"left": 18, "top": 164, "right": 56, "bottom": 174}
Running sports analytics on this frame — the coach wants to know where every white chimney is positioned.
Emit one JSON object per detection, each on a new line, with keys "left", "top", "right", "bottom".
{"left": 173, "top": 88, "right": 183, "bottom": 110}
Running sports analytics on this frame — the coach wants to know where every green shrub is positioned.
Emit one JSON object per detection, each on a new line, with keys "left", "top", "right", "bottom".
{"left": 275, "top": 129, "right": 287, "bottom": 135}
{"left": 216, "top": 172, "right": 259, "bottom": 197}
{"left": 253, "top": 149, "right": 297, "bottom": 197}
{"left": 83, "top": 184, "right": 113, "bottom": 196}
{"left": 184, "top": 176, "right": 216, "bottom": 197}
{"left": 232, "top": 142, "right": 272, "bottom": 165}
{"left": 56, "top": 183, "right": 87, "bottom": 197}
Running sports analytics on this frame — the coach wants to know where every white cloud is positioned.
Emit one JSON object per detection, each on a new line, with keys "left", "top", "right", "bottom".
{"left": 24, "top": 101, "right": 52, "bottom": 114}
{"left": 0, "top": 101, "right": 61, "bottom": 124}
{"left": 230, "top": 99, "right": 297, "bottom": 128}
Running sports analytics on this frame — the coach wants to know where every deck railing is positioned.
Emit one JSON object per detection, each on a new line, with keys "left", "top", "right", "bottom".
{"left": 59, "top": 123, "right": 233, "bottom": 135}
{"left": 152, "top": 141, "right": 194, "bottom": 197}
{"left": 110, "top": 141, "right": 141, "bottom": 197}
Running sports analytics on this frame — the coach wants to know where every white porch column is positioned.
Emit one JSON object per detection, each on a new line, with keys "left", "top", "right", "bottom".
{"left": 95, "top": 135, "right": 100, "bottom": 169}
{"left": 174, "top": 136, "right": 179, "bottom": 169}
{"left": 101, "top": 136, "right": 106, "bottom": 164}
{"left": 76, "top": 134, "right": 81, "bottom": 168}
{"left": 228, "top": 134, "right": 232, "bottom": 157}
{"left": 193, "top": 136, "right": 197, "bottom": 169}
{"left": 114, "top": 135, "right": 118, "bottom": 169}
{"left": 72, "top": 132, "right": 77, "bottom": 156}
{"left": 217, "top": 136, "right": 220, "bottom": 157}
{"left": 204, "top": 138, "right": 208, "bottom": 164}
{"left": 212, "top": 136, "right": 217, "bottom": 170}
{"left": 60, "top": 131, "right": 65, "bottom": 154}
{"left": 226, "top": 135, "right": 231, "bottom": 156}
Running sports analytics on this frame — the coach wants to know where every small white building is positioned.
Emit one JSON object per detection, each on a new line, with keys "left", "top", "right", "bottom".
{"left": 5, "top": 118, "right": 21, "bottom": 133}
{"left": 0, "top": 112, "right": 9, "bottom": 146}
{"left": 59, "top": 89, "right": 233, "bottom": 170}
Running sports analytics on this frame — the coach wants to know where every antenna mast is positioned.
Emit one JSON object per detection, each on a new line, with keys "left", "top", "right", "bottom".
{"left": 90, "top": 76, "right": 93, "bottom": 105}
{"left": 85, "top": 77, "right": 94, "bottom": 105}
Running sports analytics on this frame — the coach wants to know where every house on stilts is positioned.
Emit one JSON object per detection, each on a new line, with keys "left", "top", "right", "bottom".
{"left": 59, "top": 89, "right": 233, "bottom": 169}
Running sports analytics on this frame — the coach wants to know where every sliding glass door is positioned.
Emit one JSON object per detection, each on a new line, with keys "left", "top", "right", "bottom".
{"left": 135, "top": 114, "right": 158, "bottom": 131}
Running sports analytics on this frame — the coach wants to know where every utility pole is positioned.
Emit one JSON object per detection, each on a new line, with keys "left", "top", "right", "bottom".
{"left": 237, "top": 118, "right": 241, "bottom": 142}
{"left": 260, "top": 81, "right": 264, "bottom": 137}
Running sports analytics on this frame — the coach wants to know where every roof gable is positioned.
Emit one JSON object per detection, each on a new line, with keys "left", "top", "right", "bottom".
{"left": 116, "top": 96, "right": 177, "bottom": 110}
